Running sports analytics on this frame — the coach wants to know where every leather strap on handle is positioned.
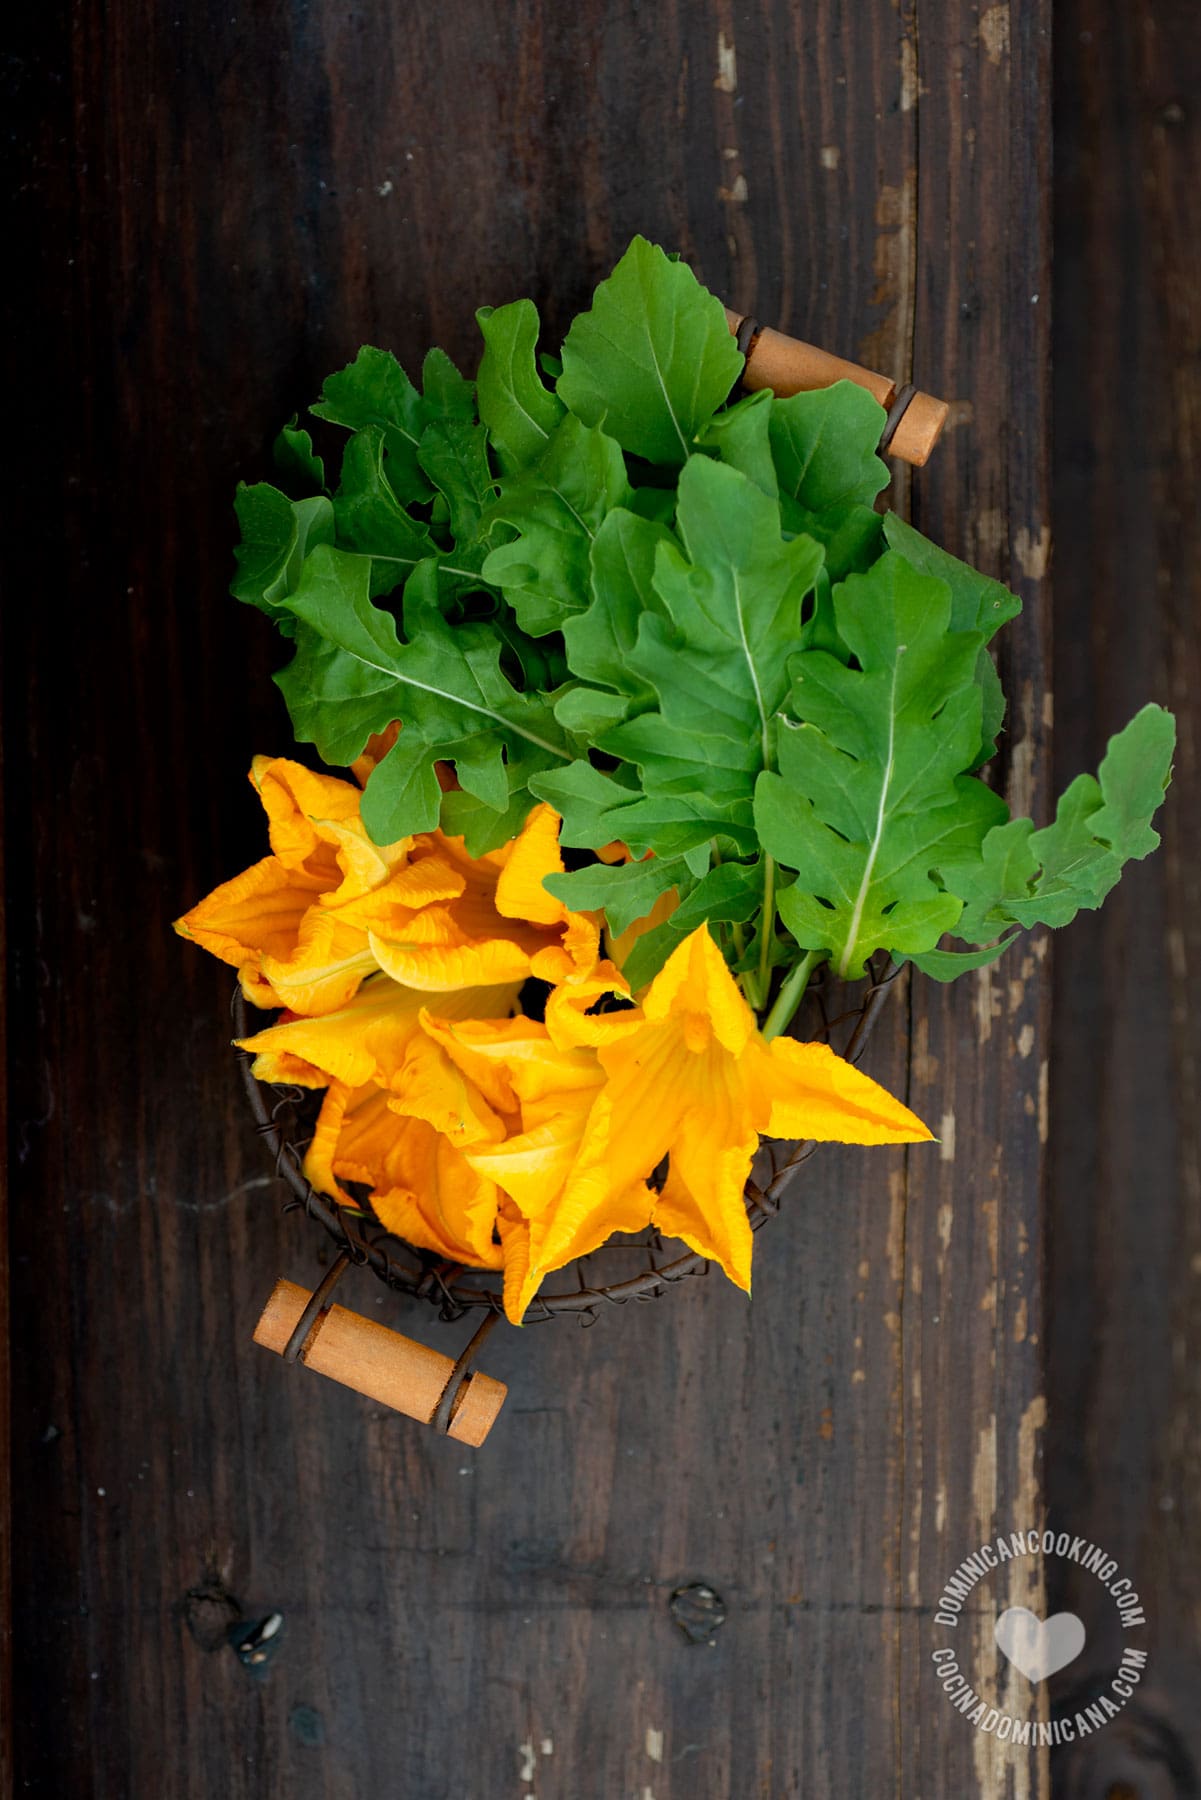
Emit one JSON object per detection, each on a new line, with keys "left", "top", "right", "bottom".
{"left": 723, "top": 307, "right": 949, "bottom": 466}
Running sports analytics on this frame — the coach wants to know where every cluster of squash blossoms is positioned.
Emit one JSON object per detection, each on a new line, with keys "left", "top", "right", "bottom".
{"left": 176, "top": 736, "right": 930, "bottom": 1323}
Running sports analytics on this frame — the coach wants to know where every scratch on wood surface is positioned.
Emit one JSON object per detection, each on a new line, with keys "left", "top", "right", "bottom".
{"left": 1007, "top": 680, "right": 1038, "bottom": 817}
{"left": 820, "top": 145, "right": 840, "bottom": 170}
{"left": 886, "top": 1167, "right": 907, "bottom": 1284}
{"left": 1016, "top": 1023, "right": 1035, "bottom": 1060}
{"left": 979, "top": 3, "right": 1011, "bottom": 66}
{"left": 938, "top": 1112, "right": 956, "bottom": 1162}
{"left": 912, "top": 1014, "right": 939, "bottom": 1085}
{"left": 973, "top": 506, "right": 1006, "bottom": 564}
{"left": 645, "top": 1727, "right": 663, "bottom": 1763}
{"left": 1014, "top": 523, "right": 1051, "bottom": 579}
{"left": 1038, "top": 1059, "right": 1049, "bottom": 1143}
{"left": 978, "top": 1195, "right": 999, "bottom": 1319}
{"left": 974, "top": 964, "right": 1000, "bottom": 1044}
{"left": 714, "top": 30, "right": 736, "bottom": 91}
{"left": 858, "top": 174, "right": 917, "bottom": 384}
{"left": 900, "top": 36, "right": 918, "bottom": 111}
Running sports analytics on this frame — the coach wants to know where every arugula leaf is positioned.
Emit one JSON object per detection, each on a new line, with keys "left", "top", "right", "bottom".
{"left": 906, "top": 934, "right": 1021, "bottom": 981}
{"left": 882, "top": 513, "right": 1021, "bottom": 640}
{"left": 770, "top": 380, "right": 890, "bottom": 513}
{"left": 755, "top": 550, "right": 1009, "bottom": 978}
{"left": 273, "top": 416, "right": 326, "bottom": 494}
{"left": 418, "top": 418, "right": 495, "bottom": 544}
{"left": 231, "top": 483, "right": 335, "bottom": 624}
{"left": 476, "top": 300, "right": 564, "bottom": 472}
{"left": 529, "top": 759, "right": 644, "bottom": 844}
{"left": 331, "top": 427, "right": 433, "bottom": 594}
{"left": 598, "top": 455, "right": 823, "bottom": 840}
{"left": 544, "top": 854, "right": 691, "bottom": 937}
{"left": 311, "top": 345, "right": 432, "bottom": 503}
{"left": 619, "top": 858, "right": 765, "bottom": 988}
{"left": 421, "top": 346, "right": 476, "bottom": 421}
{"left": 938, "top": 703, "right": 1175, "bottom": 939}
{"left": 883, "top": 512, "right": 1022, "bottom": 763}
{"left": 560, "top": 507, "right": 674, "bottom": 699}
{"left": 696, "top": 388, "right": 778, "bottom": 496}
{"left": 482, "top": 415, "right": 630, "bottom": 636}
{"left": 557, "top": 235, "right": 743, "bottom": 465}
{"left": 271, "top": 548, "right": 577, "bottom": 847}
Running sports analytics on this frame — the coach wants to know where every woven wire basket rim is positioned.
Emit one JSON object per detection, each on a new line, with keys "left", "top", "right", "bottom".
{"left": 232, "top": 957, "right": 903, "bottom": 1325}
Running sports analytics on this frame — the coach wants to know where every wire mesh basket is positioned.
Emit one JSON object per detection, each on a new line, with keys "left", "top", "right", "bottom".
{"left": 234, "top": 955, "right": 905, "bottom": 1436}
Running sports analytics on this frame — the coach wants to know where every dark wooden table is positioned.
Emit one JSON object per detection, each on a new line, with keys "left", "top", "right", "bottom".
{"left": 4, "top": 1, "right": 1195, "bottom": 1795}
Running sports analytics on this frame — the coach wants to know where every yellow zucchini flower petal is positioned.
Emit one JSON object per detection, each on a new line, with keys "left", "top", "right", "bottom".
{"left": 252, "top": 755, "right": 412, "bottom": 899}
{"left": 493, "top": 1184, "right": 655, "bottom": 1324}
{"left": 493, "top": 801, "right": 603, "bottom": 979}
{"left": 173, "top": 854, "right": 329, "bottom": 1007}
{"left": 236, "top": 972, "right": 521, "bottom": 1089}
{"left": 305, "top": 1081, "right": 503, "bottom": 1269}
{"left": 549, "top": 925, "right": 932, "bottom": 1295}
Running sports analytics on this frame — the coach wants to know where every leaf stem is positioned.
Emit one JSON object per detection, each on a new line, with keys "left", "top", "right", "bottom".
{"left": 762, "top": 949, "right": 824, "bottom": 1042}
{"left": 756, "top": 855, "right": 776, "bottom": 997}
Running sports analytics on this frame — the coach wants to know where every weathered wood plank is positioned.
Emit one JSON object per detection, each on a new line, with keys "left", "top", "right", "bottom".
{"left": 1049, "top": 0, "right": 1201, "bottom": 1790}
{"left": 6, "top": 1, "right": 1051, "bottom": 1792}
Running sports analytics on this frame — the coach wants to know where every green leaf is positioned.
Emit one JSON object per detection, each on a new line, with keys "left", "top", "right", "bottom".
{"left": 421, "top": 346, "right": 476, "bottom": 421}
{"left": 332, "top": 427, "right": 433, "bottom": 593}
{"left": 482, "top": 415, "right": 630, "bottom": 635}
{"left": 882, "top": 515, "right": 1022, "bottom": 767}
{"left": 1087, "top": 702, "right": 1176, "bottom": 859}
{"left": 231, "top": 484, "right": 335, "bottom": 622}
{"left": 476, "top": 300, "right": 564, "bottom": 472}
{"left": 785, "top": 501, "right": 885, "bottom": 586}
{"left": 598, "top": 456, "right": 824, "bottom": 842}
{"left": 311, "top": 346, "right": 432, "bottom": 502}
{"left": 882, "top": 513, "right": 1021, "bottom": 642}
{"left": 560, "top": 507, "right": 675, "bottom": 697}
{"left": 618, "top": 858, "right": 765, "bottom": 989}
{"left": 273, "top": 416, "right": 326, "bottom": 493}
{"left": 755, "top": 550, "right": 1008, "bottom": 978}
{"left": 529, "top": 760, "right": 644, "bottom": 846}
{"left": 905, "top": 934, "right": 1020, "bottom": 981}
{"left": 941, "top": 703, "right": 1176, "bottom": 939}
{"left": 417, "top": 419, "right": 495, "bottom": 543}
{"left": 696, "top": 388, "right": 778, "bottom": 496}
{"left": 557, "top": 235, "right": 743, "bottom": 465}
{"left": 271, "top": 548, "right": 577, "bottom": 846}
{"left": 544, "top": 854, "right": 691, "bottom": 938}
{"left": 769, "top": 380, "right": 890, "bottom": 513}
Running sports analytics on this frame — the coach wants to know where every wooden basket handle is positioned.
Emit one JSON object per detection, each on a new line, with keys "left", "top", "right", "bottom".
{"left": 723, "top": 307, "right": 949, "bottom": 466}
{"left": 254, "top": 1275, "right": 507, "bottom": 1447}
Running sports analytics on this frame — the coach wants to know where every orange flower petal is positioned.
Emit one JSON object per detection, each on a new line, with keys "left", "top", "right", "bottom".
{"left": 494, "top": 802, "right": 566, "bottom": 927}
{"left": 237, "top": 973, "right": 521, "bottom": 1089}
{"left": 252, "top": 755, "right": 412, "bottom": 902}
{"left": 304, "top": 1082, "right": 503, "bottom": 1269}
{"left": 760, "top": 1037, "right": 935, "bottom": 1145}
{"left": 495, "top": 1182, "right": 654, "bottom": 1324}
{"left": 173, "top": 854, "right": 327, "bottom": 1005}
{"left": 258, "top": 908, "right": 380, "bottom": 1016}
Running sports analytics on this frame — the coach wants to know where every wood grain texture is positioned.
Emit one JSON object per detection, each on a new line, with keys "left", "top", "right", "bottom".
{"left": 1049, "top": 1, "right": 1201, "bottom": 1791}
{"left": 6, "top": 2, "right": 1050, "bottom": 1793}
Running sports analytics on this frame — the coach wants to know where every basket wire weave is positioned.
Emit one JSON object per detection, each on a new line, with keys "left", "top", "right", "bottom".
{"left": 233, "top": 955, "right": 904, "bottom": 1330}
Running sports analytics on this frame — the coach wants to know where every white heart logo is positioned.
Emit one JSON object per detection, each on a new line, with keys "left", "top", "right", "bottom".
{"left": 994, "top": 1607, "right": 1086, "bottom": 1682}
